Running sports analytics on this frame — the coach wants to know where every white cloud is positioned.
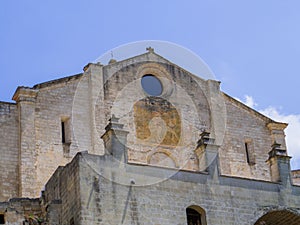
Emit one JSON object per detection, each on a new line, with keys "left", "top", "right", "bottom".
{"left": 260, "top": 107, "right": 300, "bottom": 170}
{"left": 236, "top": 95, "right": 300, "bottom": 170}
{"left": 234, "top": 95, "right": 258, "bottom": 109}
{"left": 244, "top": 95, "right": 258, "bottom": 108}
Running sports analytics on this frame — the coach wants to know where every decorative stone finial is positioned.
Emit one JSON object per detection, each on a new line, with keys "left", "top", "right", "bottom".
{"left": 110, "top": 114, "right": 119, "bottom": 123}
{"left": 108, "top": 58, "right": 117, "bottom": 64}
{"left": 146, "top": 47, "right": 154, "bottom": 53}
{"left": 197, "top": 130, "right": 213, "bottom": 147}
{"left": 101, "top": 115, "right": 129, "bottom": 160}
{"left": 267, "top": 141, "right": 291, "bottom": 184}
{"left": 271, "top": 141, "right": 282, "bottom": 150}
{"left": 268, "top": 142, "right": 287, "bottom": 159}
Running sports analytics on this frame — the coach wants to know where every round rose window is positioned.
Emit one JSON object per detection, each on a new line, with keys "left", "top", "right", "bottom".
{"left": 141, "top": 74, "right": 162, "bottom": 96}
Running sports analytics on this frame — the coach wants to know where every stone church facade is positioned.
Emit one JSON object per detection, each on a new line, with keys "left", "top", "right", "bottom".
{"left": 0, "top": 48, "right": 299, "bottom": 224}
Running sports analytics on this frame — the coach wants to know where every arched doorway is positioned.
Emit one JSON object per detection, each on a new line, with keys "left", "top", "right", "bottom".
{"left": 254, "top": 210, "right": 300, "bottom": 225}
{"left": 186, "top": 205, "right": 207, "bottom": 225}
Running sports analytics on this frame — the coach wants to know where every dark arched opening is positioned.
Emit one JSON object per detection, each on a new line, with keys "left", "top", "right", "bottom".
{"left": 186, "top": 205, "right": 206, "bottom": 225}
{"left": 254, "top": 210, "right": 300, "bottom": 225}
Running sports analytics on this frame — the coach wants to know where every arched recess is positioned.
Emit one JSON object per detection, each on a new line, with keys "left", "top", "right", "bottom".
{"left": 254, "top": 209, "right": 300, "bottom": 225}
{"left": 186, "top": 205, "right": 207, "bottom": 225}
{"left": 147, "top": 150, "right": 179, "bottom": 168}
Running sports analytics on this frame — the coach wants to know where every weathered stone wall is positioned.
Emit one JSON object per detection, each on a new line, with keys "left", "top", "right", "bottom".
{"left": 219, "top": 95, "right": 274, "bottom": 180}
{"left": 33, "top": 75, "right": 83, "bottom": 196}
{"left": 44, "top": 152, "right": 300, "bottom": 225}
{"left": 93, "top": 53, "right": 285, "bottom": 181}
{"left": 97, "top": 59, "right": 211, "bottom": 171}
{"left": 43, "top": 154, "right": 81, "bottom": 225}
{"left": 0, "top": 50, "right": 295, "bottom": 201}
{"left": 0, "top": 102, "right": 19, "bottom": 201}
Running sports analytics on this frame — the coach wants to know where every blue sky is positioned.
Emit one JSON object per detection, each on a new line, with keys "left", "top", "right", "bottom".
{"left": 1, "top": 0, "right": 300, "bottom": 169}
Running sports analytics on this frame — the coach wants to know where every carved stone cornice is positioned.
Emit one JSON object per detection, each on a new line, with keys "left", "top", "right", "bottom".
{"left": 267, "top": 122, "right": 288, "bottom": 131}
{"left": 12, "top": 86, "right": 38, "bottom": 103}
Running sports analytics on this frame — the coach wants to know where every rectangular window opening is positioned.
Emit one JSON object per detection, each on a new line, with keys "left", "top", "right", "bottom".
{"left": 245, "top": 142, "right": 250, "bottom": 164}
{"left": 61, "top": 121, "right": 66, "bottom": 143}
{"left": 61, "top": 117, "right": 71, "bottom": 157}
{"left": 0, "top": 214, "right": 5, "bottom": 224}
{"left": 245, "top": 141, "right": 255, "bottom": 165}
{"left": 61, "top": 117, "right": 71, "bottom": 144}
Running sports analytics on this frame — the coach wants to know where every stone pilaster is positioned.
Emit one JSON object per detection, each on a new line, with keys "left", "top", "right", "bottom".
{"left": 13, "top": 87, "right": 38, "bottom": 197}
{"left": 84, "top": 62, "right": 105, "bottom": 155}
{"left": 195, "top": 131, "right": 219, "bottom": 175}
{"left": 266, "top": 142, "right": 292, "bottom": 185}
{"left": 206, "top": 79, "right": 226, "bottom": 146}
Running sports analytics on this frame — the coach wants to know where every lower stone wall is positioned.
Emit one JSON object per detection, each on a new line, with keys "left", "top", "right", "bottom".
{"left": 42, "top": 154, "right": 81, "bottom": 225}
{"left": 0, "top": 198, "right": 42, "bottom": 225}
{"left": 70, "top": 153, "right": 300, "bottom": 224}
{"left": 39, "top": 152, "right": 300, "bottom": 225}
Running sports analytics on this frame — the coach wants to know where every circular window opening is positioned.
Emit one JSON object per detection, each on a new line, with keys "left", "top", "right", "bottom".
{"left": 141, "top": 75, "right": 163, "bottom": 96}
